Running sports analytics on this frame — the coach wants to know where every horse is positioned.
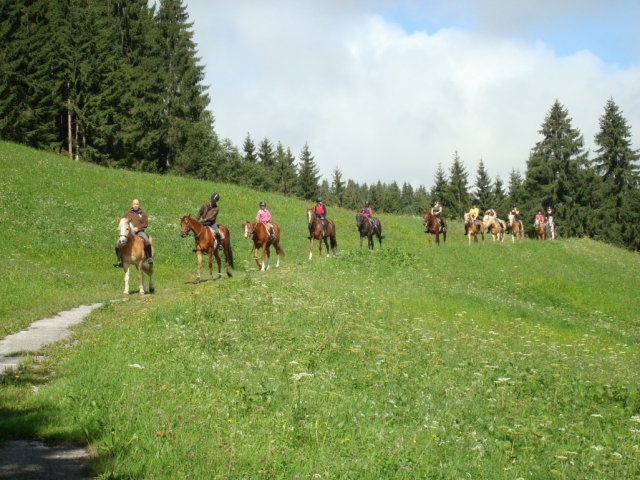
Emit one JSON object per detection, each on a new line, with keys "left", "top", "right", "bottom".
{"left": 422, "top": 211, "right": 446, "bottom": 247}
{"left": 534, "top": 220, "right": 547, "bottom": 240}
{"left": 463, "top": 213, "right": 484, "bottom": 244}
{"left": 116, "top": 217, "right": 154, "bottom": 295}
{"left": 547, "top": 216, "right": 556, "bottom": 240}
{"left": 180, "top": 215, "right": 233, "bottom": 283}
{"left": 482, "top": 214, "right": 507, "bottom": 242}
{"left": 507, "top": 214, "right": 525, "bottom": 242}
{"left": 356, "top": 213, "right": 384, "bottom": 249}
{"left": 306, "top": 208, "right": 337, "bottom": 259}
{"left": 242, "top": 221, "right": 284, "bottom": 271}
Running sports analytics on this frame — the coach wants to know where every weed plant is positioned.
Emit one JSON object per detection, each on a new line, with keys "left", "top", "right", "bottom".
{"left": 1, "top": 142, "right": 640, "bottom": 478}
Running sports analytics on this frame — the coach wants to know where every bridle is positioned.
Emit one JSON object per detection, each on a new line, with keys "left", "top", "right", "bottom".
{"left": 117, "top": 219, "right": 133, "bottom": 247}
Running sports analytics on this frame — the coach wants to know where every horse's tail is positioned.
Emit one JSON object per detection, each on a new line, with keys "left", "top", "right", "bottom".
{"left": 227, "top": 242, "right": 234, "bottom": 269}
{"left": 276, "top": 244, "right": 285, "bottom": 257}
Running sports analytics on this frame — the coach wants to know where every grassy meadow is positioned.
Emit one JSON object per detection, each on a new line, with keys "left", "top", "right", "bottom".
{"left": 1, "top": 141, "right": 640, "bottom": 478}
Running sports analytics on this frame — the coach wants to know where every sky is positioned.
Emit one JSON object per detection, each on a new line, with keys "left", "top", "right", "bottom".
{"left": 183, "top": 0, "right": 640, "bottom": 188}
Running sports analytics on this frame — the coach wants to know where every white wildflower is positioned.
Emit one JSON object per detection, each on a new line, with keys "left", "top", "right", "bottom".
{"left": 128, "top": 364, "right": 144, "bottom": 369}
{"left": 590, "top": 414, "right": 603, "bottom": 418}
{"left": 290, "top": 373, "right": 313, "bottom": 381}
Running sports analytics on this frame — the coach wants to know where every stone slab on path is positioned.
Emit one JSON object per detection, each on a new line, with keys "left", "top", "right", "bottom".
{"left": 0, "top": 440, "right": 90, "bottom": 479}
{"left": 0, "top": 303, "right": 103, "bottom": 375}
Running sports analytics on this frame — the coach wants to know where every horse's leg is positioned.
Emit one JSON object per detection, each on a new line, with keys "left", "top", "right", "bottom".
{"left": 261, "top": 242, "right": 267, "bottom": 271}
{"left": 147, "top": 263, "right": 155, "bottom": 293}
{"left": 136, "top": 261, "right": 145, "bottom": 295}
{"left": 309, "top": 237, "right": 314, "bottom": 260}
{"left": 253, "top": 247, "right": 262, "bottom": 268}
{"left": 360, "top": 233, "right": 364, "bottom": 249}
{"left": 195, "top": 250, "right": 202, "bottom": 284}
{"left": 323, "top": 237, "right": 330, "bottom": 257}
{"left": 213, "top": 249, "right": 222, "bottom": 279}
{"left": 123, "top": 262, "right": 130, "bottom": 295}
{"left": 265, "top": 246, "right": 271, "bottom": 270}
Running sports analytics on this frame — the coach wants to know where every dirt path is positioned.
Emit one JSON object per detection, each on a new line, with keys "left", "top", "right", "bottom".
{"left": 0, "top": 303, "right": 104, "bottom": 479}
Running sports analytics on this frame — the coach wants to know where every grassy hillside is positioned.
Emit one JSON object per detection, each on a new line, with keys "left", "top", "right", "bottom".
{"left": 1, "top": 142, "right": 640, "bottom": 478}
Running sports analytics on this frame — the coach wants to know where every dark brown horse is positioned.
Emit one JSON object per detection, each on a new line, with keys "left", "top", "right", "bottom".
{"left": 422, "top": 211, "right": 446, "bottom": 247}
{"left": 356, "top": 213, "right": 384, "bottom": 249}
{"left": 180, "top": 215, "right": 233, "bottom": 283}
{"left": 463, "top": 213, "right": 484, "bottom": 244}
{"left": 306, "top": 208, "right": 337, "bottom": 259}
{"left": 242, "top": 221, "right": 284, "bottom": 270}
{"left": 534, "top": 219, "right": 547, "bottom": 240}
{"left": 117, "top": 217, "right": 154, "bottom": 295}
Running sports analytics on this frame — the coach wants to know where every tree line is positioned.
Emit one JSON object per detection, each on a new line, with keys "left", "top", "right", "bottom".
{"left": 1, "top": 1, "right": 639, "bottom": 249}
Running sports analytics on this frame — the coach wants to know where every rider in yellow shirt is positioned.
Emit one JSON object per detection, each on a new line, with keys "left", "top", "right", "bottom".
{"left": 464, "top": 202, "right": 480, "bottom": 235}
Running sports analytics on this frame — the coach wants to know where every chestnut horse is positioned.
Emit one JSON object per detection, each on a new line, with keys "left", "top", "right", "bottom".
{"left": 463, "top": 213, "right": 484, "bottom": 244}
{"left": 180, "top": 215, "right": 233, "bottom": 283}
{"left": 534, "top": 219, "right": 547, "bottom": 240}
{"left": 356, "top": 213, "right": 384, "bottom": 249}
{"left": 306, "top": 208, "right": 337, "bottom": 259}
{"left": 242, "top": 221, "right": 284, "bottom": 270}
{"left": 508, "top": 214, "right": 525, "bottom": 242}
{"left": 482, "top": 214, "right": 507, "bottom": 242}
{"left": 422, "top": 211, "right": 446, "bottom": 247}
{"left": 117, "top": 217, "right": 154, "bottom": 295}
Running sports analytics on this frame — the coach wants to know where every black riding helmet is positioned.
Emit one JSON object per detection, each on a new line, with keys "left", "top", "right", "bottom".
{"left": 365, "top": 200, "right": 370, "bottom": 206}
{"left": 259, "top": 201, "right": 266, "bottom": 207}
{"left": 316, "top": 197, "right": 323, "bottom": 203}
{"left": 211, "top": 193, "right": 220, "bottom": 203}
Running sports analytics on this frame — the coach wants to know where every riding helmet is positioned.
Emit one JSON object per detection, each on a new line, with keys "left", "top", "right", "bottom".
{"left": 316, "top": 197, "right": 323, "bottom": 202}
{"left": 211, "top": 193, "right": 220, "bottom": 202}
{"left": 365, "top": 200, "right": 370, "bottom": 206}
{"left": 259, "top": 201, "right": 266, "bottom": 207}
{"left": 432, "top": 198, "right": 438, "bottom": 204}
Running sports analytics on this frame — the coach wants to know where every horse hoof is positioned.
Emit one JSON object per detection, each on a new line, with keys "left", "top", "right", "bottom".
{"left": 227, "top": 272, "right": 233, "bottom": 278}
{"left": 149, "top": 288, "right": 155, "bottom": 294}
{"left": 194, "top": 279, "right": 200, "bottom": 284}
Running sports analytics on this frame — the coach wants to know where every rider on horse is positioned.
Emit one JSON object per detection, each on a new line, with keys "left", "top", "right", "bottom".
{"left": 486, "top": 208, "right": 504, "bottom": 230}
{"left": 197, "top": 193, "right": 224, "bottom": 250}
{"left": 465, "top": 201, "right": 481, "bottom": 235}
{"left": 510, "top": 205, "right": 520, "bottom": 222}
{"left": 256, "top": 201, "right": 276, "bottom": 243}
{"left": 535, "top": 210, "right": 545, "bottom": 225}
{"left": 314, "top": 197, "right": 328, "bottom": 236}
{"left": 361, "top": 200, "right": 373, "bottom": 218}
{"left": 431, "top": 199, "right": 447, "bottom": 232}
{"left": 114, "top": 198, "right": 153, "bottom": 267}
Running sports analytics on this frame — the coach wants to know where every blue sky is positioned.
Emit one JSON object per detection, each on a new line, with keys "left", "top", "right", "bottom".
{"left": 186, "top": 0, "right": 640, "bottom": 187}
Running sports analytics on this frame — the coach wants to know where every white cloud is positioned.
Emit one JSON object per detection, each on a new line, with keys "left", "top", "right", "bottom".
{"left": 187, "top": 0, "right": 640, "bottom": 187}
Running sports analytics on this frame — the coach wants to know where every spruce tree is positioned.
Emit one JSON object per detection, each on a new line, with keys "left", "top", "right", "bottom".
{"left": 273, "top": 143, "right": 297, "bottom": 195}
{"left": 493, "top": 175, "right": 507, "bottom": 213}
{"left": 296, "top": 142, "right": 320, "bottom": 200}
{"left": 507, "top": 169, "right": 525, "bottom": 211}
{"left": 342, "top": 179, "right": 361, "bottom": 211}
{"left": 331, "top": 167, "right": 345, "bottom": 207}
{"left": 400, "top": 182, "right": 415, "bottom": 214}
{"left": 444, "top": 151, "right": 470, "bottom": 219}
{"left": 242, "top": 133, "right": 257, "bottom": 163}
{"left": 381, "top": 181, "right": 401, "bottom": 213}
{"left": 258, "top": 137, "right": 275, "bottom": 169}
{"left": 522, "top": 100, "right": 590, "bottom": 237}
{"left": 430, "top": 163, "right": 448, "bottom": 204}
{"left": 473, "top": 158, "right": 494, "bottom": 210}
{"left": 414, "top": 184, "right": 431, "bottom": 215}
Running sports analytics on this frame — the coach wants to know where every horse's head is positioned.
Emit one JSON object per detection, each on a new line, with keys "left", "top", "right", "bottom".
{"left": 306, "top": 208, "right": 315, "bottom": 226}
{"left": 508, "top": 213, "right": 515, "bottom": 226}
{"left": 464, "top": 213, "right": 471, "bottom": 224}
{"left": 117, "top": 217, "right": 132, "bottom": 246}
{"left": 355, "top": 212, "right": 364, "bottom": 229}
{"left": 180, "top": 215, "right": 192, "bottom": 238}
{"left": 242, "top": 221, "right": 256, "bottom": 239}
{"left": 422, "top": 210, "right": 431, "bottom": 226}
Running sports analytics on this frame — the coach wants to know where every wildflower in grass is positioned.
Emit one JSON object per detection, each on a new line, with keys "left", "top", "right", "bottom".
{"left": 591, "top": 414, "right": 603, "bottom": 418}
{"left": 189, "top": 451, "right": 194, "bottom": 457}
{"left": 631, "top": 416, "right": 640, "bottom": 423}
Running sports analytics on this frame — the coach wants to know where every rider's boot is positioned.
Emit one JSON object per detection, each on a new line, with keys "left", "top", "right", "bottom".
{"left": 144, "top": 245, "right": 154, "bottom": 265}
{"left": 216, "top": 234, "right": 223, "bottom": 250}
{"left": 113, "top": 247, "right": 123, "bottom": 268}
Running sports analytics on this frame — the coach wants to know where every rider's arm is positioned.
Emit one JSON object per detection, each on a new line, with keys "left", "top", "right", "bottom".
{"left": 197, "top": 204, "right": 205, "bottom": 221}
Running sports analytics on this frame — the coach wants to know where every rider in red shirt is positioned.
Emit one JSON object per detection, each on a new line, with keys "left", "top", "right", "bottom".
{"left": 361, "top": 200, "right": 373, "bottom": 217}
{"left": 314, "top": 198, "right": 328, "bottom": 236}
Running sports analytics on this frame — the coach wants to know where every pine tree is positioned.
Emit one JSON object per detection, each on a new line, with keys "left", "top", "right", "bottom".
{"left": 414, "top": 184, "right": 431, "bottom": 215}
{"left": 273, "top": 143, "right": 297, "bottom": 195}
{"left": 522, "top": 100, "right": 590, "bottom": 237}
{"left": 444, "top": 151, "right": 470, "bottom": 219}
{"left": 473, "top": 158, "right": 494, "bottom": 210}
{"left": 342, "top": 179, "right": 361, "bottom": 210}
{"left": 507, "top": 169, "right": 525, "bottom": 211}
{"left": 430, "top": 163, "right": 448, "bottom": 204}
{"left": 493, "top": 175, "right": 507, "bottom": 213}
{"left": 296, "top": 142, "right": 320, "bottom": 200}
{"left": 400, "top": 182, "right": 415, "bottom": 214}
{"left": 381, "top": 181, "right": 401, "bottom": 213}
{"left": 242, "top": 133, "right": 257, "bottom": 163}
{"left": 258, "top": 137, "right": 275, "bottom": 169}
{"left": 591, "top": 99, "right": 640, "bottom": 246}
{"left": 331, "top": 167, "right": 345, "bottom": 206}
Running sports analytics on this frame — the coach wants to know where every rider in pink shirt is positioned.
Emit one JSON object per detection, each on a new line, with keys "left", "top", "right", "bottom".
{"left": 256, "top": 201, "right": 276, "bottom": 241}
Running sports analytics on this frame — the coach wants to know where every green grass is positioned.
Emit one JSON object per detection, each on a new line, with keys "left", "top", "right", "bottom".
{"left": 1, "top": 141, "right": 640, "bottom": 478}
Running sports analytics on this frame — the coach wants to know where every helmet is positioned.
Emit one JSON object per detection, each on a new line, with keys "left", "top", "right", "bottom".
{"left": 432, "top": 198, "right": 438, "bottom": 204}
{"left": 365, "top": 200, "right": 370, "bottom": 206}
{"left": 211, "top": 193, "right": 220, "bottom": 202}
{"left": 547, "top": 206, "right": 552, "bottom": 209}
{"left": 259, "top": 201, "right": 266, "bottom": 207}
{"left": 316, "top": 197, "right": 323, "bottom": 203}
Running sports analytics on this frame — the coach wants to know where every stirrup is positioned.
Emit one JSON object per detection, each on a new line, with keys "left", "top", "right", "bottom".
{"left": 113, "top": 259, "right": 123, "bottom": 268}
{"left": 147, "top": 257, "right": 154, "bottom": 265}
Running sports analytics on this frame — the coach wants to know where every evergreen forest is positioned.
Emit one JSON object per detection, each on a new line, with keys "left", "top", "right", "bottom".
{"left": 1, "top": 0, "right": 639, "bottom": 250}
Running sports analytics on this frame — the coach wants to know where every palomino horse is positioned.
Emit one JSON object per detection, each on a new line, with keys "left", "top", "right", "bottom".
{"left": 507, "top": 214, "right": 525, "bottom": 242}
{"left": 356, "top": 213, "right": 384, "bottom": 249}
{"left": 463, "top": 213, "right": 484, "bottom": 244}
{"left": 482, "top": 214, "right": 507, "bottom": 242}
{"left": 117, "top": 217, "right": 154, "bottom": 295}
{"left": 534, "top": 220, "right": 547, "bottom": 240}
{"left": 242, "top": 221, "right": 284, "bottom": 271}
{"left": 180, "top": 215, "right": 234, "bottom": 283}
{"left": 306, "top": 208, "right": 337, "bottom": 259}
{"left": 422, "top": 211, "right": 446, "bottom": 247}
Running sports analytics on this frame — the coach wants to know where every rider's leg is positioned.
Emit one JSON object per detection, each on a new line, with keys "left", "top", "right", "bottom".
{"left": 144, "top": 244, "right": 154, "bottom": 264}
{"left": 113, "top": 246, "right": 123, "bottom": 268}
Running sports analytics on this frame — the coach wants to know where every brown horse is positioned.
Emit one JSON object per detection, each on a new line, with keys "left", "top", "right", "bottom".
{"left": 422, "top": 211, "right": 446, "bottom": 247}
{"left": 356, "top": 212, "right": 384, "bottom": 249}
{"left": 117, "top": 217, "right": 154, "bottom": 295}
{"left": 306, "top": 208, "right": 337, "bottom": 259}
{"left": 180, "top": 215, "right": 233, "bottom": 283}
{"left": 507, "top": 214, "right": 525, "bottom": 242}
{"left": 534, "top": 219, "right": 547, "bottom": 240}
{"left": 242, "top": 221, "right": 284, "bottom": 270}
{"left": 463, "top": 213, "right": 484, "bottom": 244}
{"left": 482, "top": 214, "right": 507, "bottom": 242}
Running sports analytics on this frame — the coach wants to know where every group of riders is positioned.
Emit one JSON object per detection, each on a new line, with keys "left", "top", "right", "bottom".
{"left": 114, "top": 195, "right": 557, "bottom": 266}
